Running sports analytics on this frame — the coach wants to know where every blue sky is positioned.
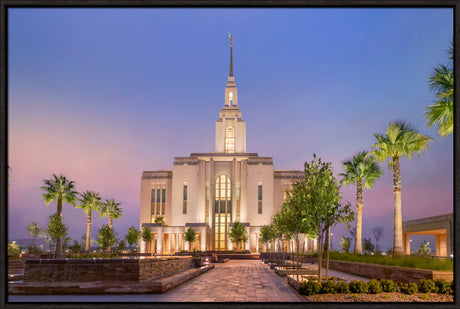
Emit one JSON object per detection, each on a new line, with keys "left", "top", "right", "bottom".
{"left": 8, "top": 8, "right": 453, "bottom": 251}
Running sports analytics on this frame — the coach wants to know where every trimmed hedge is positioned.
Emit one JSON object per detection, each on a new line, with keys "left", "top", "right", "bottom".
{"left": 299, "top": 280, "right": 321, "bottom": 296}
{"left": 418, "top": 279, "right": 436, "bottom": 293}
{"left": 367, "top": 279, "right": 382, "bottom": 294}
{"left": 320, "top": 280, "right": 337, "bottom": 294}
{"left": 399, "top": 283, "right": 418, "bottom": 295}
{"left": 380, "top": 279, "right": 398, "bottom": 293}
{"left": 349, "top": 280, "right": 368, "bottom": 294}
{"left": 297, "top": 278, "right": 453, "bottom": 296}
{"left": 434, "top": 279, "right": 452, "bottom": 295}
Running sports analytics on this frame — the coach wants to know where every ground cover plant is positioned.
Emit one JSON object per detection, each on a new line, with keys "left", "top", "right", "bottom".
{"left": 297, "top": 278, "right": 453, "bottom": 298}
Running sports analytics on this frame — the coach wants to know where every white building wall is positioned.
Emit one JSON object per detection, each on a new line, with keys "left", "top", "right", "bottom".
{"left": 171, "top": 163, "right": 199, "bottom": 226}
{"left": 246, "top": 162, "right": 274, "bottom": 227}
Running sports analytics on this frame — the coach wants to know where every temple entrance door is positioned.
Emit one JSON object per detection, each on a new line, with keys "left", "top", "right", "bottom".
{"left": 214, "top": 174, "right": 232, "bottom": 251}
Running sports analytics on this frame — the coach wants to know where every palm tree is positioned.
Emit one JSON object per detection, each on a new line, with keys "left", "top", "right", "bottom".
{"left": 41, "top": 174, "right": 78, "bottom": 254}
{"left": 340, "top": 151, "right": 383, "bottom": 254}
{"left": 77, "top": 191, "right": 103, "bottom": 252}
{"left": 100, "top": 199, "right": 123, "bottom": 230}
{"left": 370, "top": 120, "right": 433, "bottom": 255}
{"left": 425, "top": 42, "right": 453, "bottom": 137}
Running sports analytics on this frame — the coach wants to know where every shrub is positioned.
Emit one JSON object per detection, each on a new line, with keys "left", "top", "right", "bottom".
{"left": 367, "top": 279, "right": 382, "bottom": 294}
{"left": 399, "top": 283, "right": 418, "bottom": 295}
{"left": 335, "top": 281, "right": 350, "bottom": 294}
{"left": 299, "top": 280, "right": 321, "bottom": 296}
{"left": 380, "top": 279, "right": 398, "bottom": 293}
{"left": 349, "top": 280, "right": 368, "bottom": 294}
{"left": 418, "top": 279, "right": 436, "bottom": 293}
{"left": 434, "top": 279, "right": 452, "bottom": 295}
{"left": 320, "top": 280, "right": 337, "bottom": 294}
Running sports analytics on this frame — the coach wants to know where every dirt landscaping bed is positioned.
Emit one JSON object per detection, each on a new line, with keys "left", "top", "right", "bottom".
{"left": 304, "top": 292, "right": 453, "bottom": 302}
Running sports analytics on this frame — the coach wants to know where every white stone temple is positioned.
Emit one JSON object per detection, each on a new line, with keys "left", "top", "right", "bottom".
{"left": 139, "top": 35, "right": 317, "bottom": 253}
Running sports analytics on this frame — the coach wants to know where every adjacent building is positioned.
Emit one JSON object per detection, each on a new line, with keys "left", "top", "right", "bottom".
{"left": 139, "top": 36, "right": 316, "bottom": 253}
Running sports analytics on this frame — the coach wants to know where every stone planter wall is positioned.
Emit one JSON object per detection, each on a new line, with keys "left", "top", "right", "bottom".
{"left": 324, "top": 260, "right": 453, "bottom": 283}
{"left": 23, "top": 257, "right": 192, "bottom": 282}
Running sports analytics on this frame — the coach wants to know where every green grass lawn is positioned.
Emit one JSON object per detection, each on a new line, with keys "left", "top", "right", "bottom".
{"left": 324, "top": 252, "right": 453, "bottom": 271}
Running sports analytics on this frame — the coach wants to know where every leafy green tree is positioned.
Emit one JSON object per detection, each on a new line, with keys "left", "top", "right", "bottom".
{"left": 125, "top": 226, "right": 141, "bottom": 254}
{"left": 77, "top": 191, "right": 103, "bottom": 252}
{"left": 141, "top": 226, "right": 153, "bottom": 253}
{"left": 416, "top": 241, "right": 432, "bottom": 255}
{"left": 46, "top": 214, "right": 68, "bottom": 257}
{"left": 370, "top": 120, "right": 433, "bottom": 255}
{"left": 229, "top": 221, "right": 248, "bottom": 252}
{"left": 117, "top": 239, "right": 126, "bottom": 252}
{"left": 340, "top": 236, "right": 351, "bottom": 253}
{"left": 372, "top": 226, "right": 384, "bottom": 252}
{"left": 8, "top": 241, "right": 20, "bottom": 257}
{"left": 425, "top": 42, "right": 453, "bottom": 137}
{"left": 69, "top": 240, "right": 82, "bottom": 253}
{"left": 340, "top": 151, "right": 382, "bottom": 254}
{"left": 100, "top": 199, "right": 122, "bottom": 230}
{"left": 26, "top": 221, "right": 42, "bottom": 249}
{"left": 154, "top": 216, "right": 165, "bottom": 224}
{"left": 184, "top": 227, "right": 197, "bottom": 252}
{"left": 97, "top": 224, "right": 118, "bottom": 253}
{"left": 41, "top": 174, "right": 78, "bottom": 254}
{"left": 294, "top": 154, "right": 354, "bottom": 279}
{"left": 362, "top": 238, "right": 375, "bottom": 254}
{"left": 260, "top": 224, "right": 275, "bottom": 254}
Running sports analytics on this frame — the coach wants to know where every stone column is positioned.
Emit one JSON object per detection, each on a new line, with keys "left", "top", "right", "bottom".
{"left": 174, "top": 233, "right": 180, "bottom": 252}
{"left": 256, "top": 233, "right": 259, "bottom": 253}
{"left": 157, "top": 228, "right": 163, "bottom": 254}
{"left": 210, "top": 158, "right": 215, "bottom": 250}
{"left": 245, "top": 227, "right": 250, "bottom": 251}
{"left": 403, "top": 233, "right": 410, "bottom": 255}
{"left": 446, "top": 220, "right": 453, "bottom": 256}
{"left": 168, "top": 233, "right": 173, "bottom": 254}
{"left": 139, "top": 239, "right": 145, "bottom": 253}
{"left": 232, "top": 158, "right": 237, "bottom": 222}
{"left": 435, "top": 235, "right": 441, "bottom": 256}
{"left": 201, "top": 227, "right": 207, "bottom": 251}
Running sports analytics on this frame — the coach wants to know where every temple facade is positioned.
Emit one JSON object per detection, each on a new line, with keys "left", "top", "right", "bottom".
{"left": 139, "top": 36, "right": 317, "bottom": 253}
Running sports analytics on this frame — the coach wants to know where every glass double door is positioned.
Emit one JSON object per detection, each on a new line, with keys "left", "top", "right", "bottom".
{"left": 214, "top": 174, "right": 232, "bottom": 250}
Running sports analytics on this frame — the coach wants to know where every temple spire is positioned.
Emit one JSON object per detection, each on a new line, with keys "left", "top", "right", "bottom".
{"left": 228, "top": 32, "right": 233, "bottom": 76}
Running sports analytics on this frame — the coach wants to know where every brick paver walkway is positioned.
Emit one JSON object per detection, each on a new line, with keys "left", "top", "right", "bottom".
{"left": 9, "top": 260, "right": 305, "bottom": 302}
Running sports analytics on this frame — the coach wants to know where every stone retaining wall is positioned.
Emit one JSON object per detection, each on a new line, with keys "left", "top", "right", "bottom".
{"left": 324, "top": 260, "right": 452, "bottom": 283}
{"left": 23, "top": 257, "right": 192, "bottom": 282}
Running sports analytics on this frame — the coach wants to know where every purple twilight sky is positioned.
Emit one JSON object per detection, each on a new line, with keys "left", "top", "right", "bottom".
{"left": 8, "top": 8, "right": 453, "bottom": 251}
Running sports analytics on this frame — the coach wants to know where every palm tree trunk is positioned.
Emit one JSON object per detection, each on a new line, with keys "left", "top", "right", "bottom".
{"left": 392, "top": 156, "right": 404, "bottom": 255}
{"left": 85, "top": 208, "right": 92, "bottom": 252}
{"left": 354, "top": 180, "right": 363, "bottom": 254}
{"left": 109, "top": 216, "right": 113, "bottom": 230}
{"left": 56, "top": 197, "right": 63, "bottom": 255}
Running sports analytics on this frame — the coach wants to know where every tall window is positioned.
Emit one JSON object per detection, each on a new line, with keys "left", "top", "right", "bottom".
{"left": 183, "top": 185, "right": 188, "bottom": 214}
{"left": 214, "top": 174, "right": 231, "bottom": 250}
{"left": 162, "top": 188, "right": 166, "bottom": 215}
{"left": 258, "top": 185, "right": 263, "bottom": 214}
{"left": 156, "top": 189, "right": 161, "bottom": 215}
{"left": 225, "top": 126, "right": 235, "bottom": 153}
{"left": 151, "top": 189, "right": 155, "bottom": 220}
{"left": 236, "top": 186, "right": 241, "bottom": 221}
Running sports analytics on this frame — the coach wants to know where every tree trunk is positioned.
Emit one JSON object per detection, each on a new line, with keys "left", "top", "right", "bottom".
{"left": 326, "top": 227, "right": 330, "bottom": 280}
{"left": 109, "top": 216, "right": 113, "bottom": 230}
{"left": 354, "top": 180, "right": 363, "bottom": 254}
{"left": 392, "top": 156, "right": 404, "bottom": 255}
{"left": 56, "top": 197, "right": 63, "bottom": 255}
{"left": 318, "top": 229, "right": 323, "bottom": 281}
{"left": 85, "top": 208, "right": 92, "bottom": 252}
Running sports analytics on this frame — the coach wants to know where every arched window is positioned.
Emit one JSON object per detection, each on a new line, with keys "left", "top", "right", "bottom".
{"left": 225, "top": 126, "right": 235, "bottom": 153}
{"left": 229, "top": 92, "right": 233, "bottom": 106}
